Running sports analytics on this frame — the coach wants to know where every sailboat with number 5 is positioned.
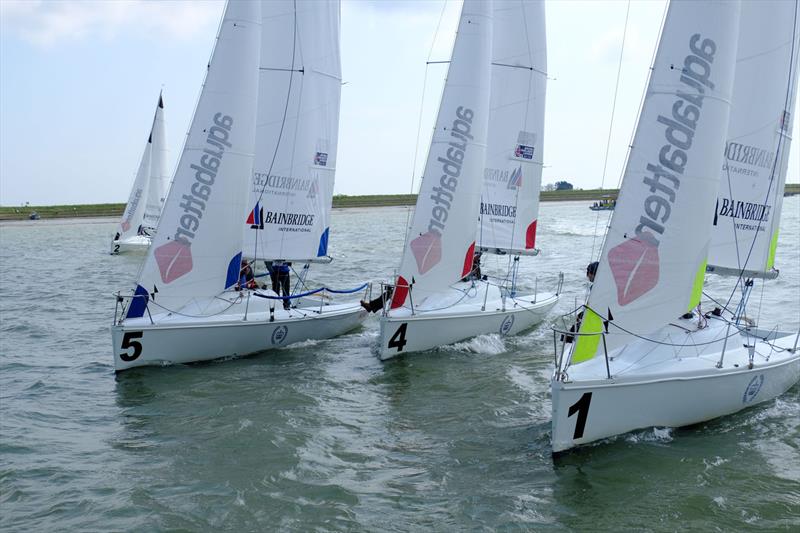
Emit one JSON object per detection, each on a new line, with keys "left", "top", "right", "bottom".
{"left": 111, "top": 0, "right": 366, "bottom": 372}
{"left": 550, "top": 0, "right": 800, "bottom": 454}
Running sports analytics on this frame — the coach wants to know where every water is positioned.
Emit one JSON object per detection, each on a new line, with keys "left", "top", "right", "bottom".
{"left": 1, "top": 200, "right": 798, "bottom": 531}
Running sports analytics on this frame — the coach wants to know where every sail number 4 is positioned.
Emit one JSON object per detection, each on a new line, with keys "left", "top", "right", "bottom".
{"left": 388, "top": 323, "right": 408, "bottom": 352}
{"left": 567, "top": 392, "right": 592, "bottom": 440}
{"left": 119, "top": 331, "right": 143, "bottom": 362}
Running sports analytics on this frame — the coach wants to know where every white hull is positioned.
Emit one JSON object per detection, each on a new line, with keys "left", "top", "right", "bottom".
{"left": 551, "top": 317, "right": 800, "bottom": 453}
{"left": 378, "top": 281, "right": 558, "bottom": 360}
{"left": 111, "top": 236, "right": 151, "bottom": 255}
{"left": 111, "top": 290, "right": 367, "bottom": 371}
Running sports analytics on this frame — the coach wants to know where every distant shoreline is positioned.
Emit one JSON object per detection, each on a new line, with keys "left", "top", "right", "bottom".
{"left": 2, "top": 185, "right": 798, "bottom": 220}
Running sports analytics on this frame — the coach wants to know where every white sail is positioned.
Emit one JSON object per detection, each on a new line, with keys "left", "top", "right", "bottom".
{"left": 572, "top": 0, "right": 742, "bottom": 363}
{"left": 477, "top": 0, "right": 546, "bottom": 255}
{"left": 126, "top": 0, "right": 262, "bottom": 319}
{"left": 115, "top": 131, "right": 153, "bottom": 242}
{"left": 243, "top": 0, "right": 341, "bottom": 262}
{"left": 707, "top": 0, "right": 800, "bottom": 279}
{"left": 390, "top": 0, "right": 493, "bottom": 310}
{"left": 142, "top": 93, "right": 170, "bottom": 234}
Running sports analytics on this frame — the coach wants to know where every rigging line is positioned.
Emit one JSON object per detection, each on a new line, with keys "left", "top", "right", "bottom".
{"left": 723, "top": 1, "right": 799, "bottom": 314}
{"left": 252, "top": 0, "right": 300, "bottom": 262}
{"left": 589, "top": 0, "right": 631, "bottom": 264}
{"left": 260, "top": 67, "right": 304, "bottom": 73}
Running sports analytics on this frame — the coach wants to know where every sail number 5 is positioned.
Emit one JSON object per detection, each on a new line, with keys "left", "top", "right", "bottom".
{"left": 388, "top": 323, "right": 408, "bottom": 352}
{"left": 119, "top": 331, "right": 144, "bottom": 362}
{"left": 567, "top": 392, "right": 592, "bottom": 440}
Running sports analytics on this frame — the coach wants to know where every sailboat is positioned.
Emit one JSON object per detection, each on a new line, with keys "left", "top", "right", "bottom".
{"left": 377, "top": 0, "right": 559, "bottom": 360}
{"left": 111, "top": 0, "right": 365, "bottom": 372}
{"left": 550, "top": 0, "right": 800, "bottom": 454}
{"left": 111, "top": 92, "right": 169, "bottom": 254}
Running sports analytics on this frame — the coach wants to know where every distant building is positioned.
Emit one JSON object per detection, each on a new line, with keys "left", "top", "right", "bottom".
{"left": 554, "top": 181, "right": 573, "bottom": 191}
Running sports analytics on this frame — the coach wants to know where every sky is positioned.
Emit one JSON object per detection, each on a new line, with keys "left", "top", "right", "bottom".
{"left": 0, "top": 0, "right": 798, "bottom": 206}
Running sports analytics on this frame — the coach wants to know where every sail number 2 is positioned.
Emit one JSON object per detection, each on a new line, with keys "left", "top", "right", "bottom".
{"left": 119, "top": 331, "right": 144, "bottom": 362}
{"left": 567, "top": 392, "right": 592, "bottom": 440}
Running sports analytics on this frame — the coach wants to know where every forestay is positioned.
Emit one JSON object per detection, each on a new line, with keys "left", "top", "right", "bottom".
{"left": 707, "top": 0, "right": 800, "bottom": 279}
{"left": 572, "top": 0, "right": 741, "bottom": 362}
{"left": 477, "top": 0, "right": 546, "bottom": 256}
{"left": 390, "top": 0, "right": 493, "bottom": 310}
{"left": 243, "top": 0, "right": 341, "bottom": 262}
{"left": 126, "top": 0, "right": 262, "bottom": 319}
{"left": 142, "top": 94, "right": 170, "bottom": 234}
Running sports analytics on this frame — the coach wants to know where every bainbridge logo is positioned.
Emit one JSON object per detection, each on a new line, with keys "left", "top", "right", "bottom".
{"left": 247, "top": 202, "right": 264, "bottom": 229}
{"left": 153, "top": 112, "right": 234, "bottom": 284}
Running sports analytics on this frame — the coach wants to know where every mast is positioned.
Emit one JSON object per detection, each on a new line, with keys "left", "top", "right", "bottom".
{"left": 571, "top": 0, "right": 742, "bottom": 363}
{"left": 390, "top": 0, "right": 494, "bottom": 310}
{"left": 126, "top": 0, "right": 262, "bottom": 319}
{"left": 477, "top": 0, "right": 546, "bottom": 256}
{"left": 706, "top": 0, "right": 800, "bottom": 280}
{"left": 243, "top": 0, "right": 342, "bottom": 262}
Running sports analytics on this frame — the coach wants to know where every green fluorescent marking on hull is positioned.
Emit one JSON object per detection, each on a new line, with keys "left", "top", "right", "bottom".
{"left": 688, "top": 258, "right": 707, "bottom": 311}
{"left": 767, "top": 229, "right": 779, "bottom": 269}
{"left": 572, "top": 308, "right": 603, "bottom": 363}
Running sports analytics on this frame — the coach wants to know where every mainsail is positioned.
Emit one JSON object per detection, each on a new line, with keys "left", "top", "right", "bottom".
{"left": 142, "top": 93, "right": 170, "bottom": 234}
{"left": 243, "top": 0, "right": 341, "bottom": 262}
{"left": 126, "top": 0, "right": 262, "bottom": 319}
{"left": 707, "top": 0, "right": 800, "bottom": 279}
{"left": 391, "top": 0, "right": 493, "bottom": 310}
{"left": 572, "top": 0, "right": 742, "bottom": 362}
{"left": 477, "top": 0, "right": 546, "bottom": 255}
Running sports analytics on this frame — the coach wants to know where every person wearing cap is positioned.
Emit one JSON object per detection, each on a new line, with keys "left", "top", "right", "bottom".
{"left": 586, "top": 261, "right": 599, "bottom": 283}
{"left": 237, "top": 259, "right": 258, "bottom": 291}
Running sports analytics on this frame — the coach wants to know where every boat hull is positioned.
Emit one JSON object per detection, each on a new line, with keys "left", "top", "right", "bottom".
{"left": 551, "top": 328, "right": 800, "bottom": 453}
{"left": 111, "top": 236, "right": 151, "bottom": 254}
{"left": 111, "top": 302, "right": 367, "bottom": 372}
{"left": 378, "top": 292, "right": 558, "bottom": 360}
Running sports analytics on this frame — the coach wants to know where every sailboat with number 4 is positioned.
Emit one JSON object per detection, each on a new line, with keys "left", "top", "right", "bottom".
{"left": 111, "top": 0, "right": 366, "bottom": 372}
{"left": 377, "top": 0, "right": 560, "bottom": 360}
{"left": 550, "top": 0, "right": 800, "bottom": 454}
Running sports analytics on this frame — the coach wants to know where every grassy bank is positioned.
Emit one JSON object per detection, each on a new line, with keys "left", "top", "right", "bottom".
{"left": 3, "top": 184, "right": 798, "bottom": 220}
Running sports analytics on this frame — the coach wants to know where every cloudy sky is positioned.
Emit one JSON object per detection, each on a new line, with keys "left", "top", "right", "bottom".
{"left": 1, "top": 0, "right": 797, "bottom": 206}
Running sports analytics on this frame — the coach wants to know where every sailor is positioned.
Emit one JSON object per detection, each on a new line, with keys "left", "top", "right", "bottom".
{"left": 564, "top": 261, "right": 600, "bottom": 343}
{"left": 586, "top": 261, "right": 599, "bottom": 283}
{"left": 237, "top": 259, "right": 258, "bottom": 290}
{"left": 273, "top": 260, "right": 292, "bottom": 309}
{"left": 360, "top": 285, "right": 394, "bottom": 313}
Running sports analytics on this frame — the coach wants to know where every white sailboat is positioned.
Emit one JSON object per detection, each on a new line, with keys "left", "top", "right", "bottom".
{"left": 112, "top": 1, "right": 364, "bottom": 372}
{"left": 377, "top": 0, "right": 559, "bottom": 360}
{"left": 111, "top": 92, "right": 169, "bottom": 254}
{"left": 550, "top": 0, "right": 800, "bottom": 454}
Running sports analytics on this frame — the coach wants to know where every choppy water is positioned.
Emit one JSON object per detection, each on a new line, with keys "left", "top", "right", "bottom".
{"left": 1, "top": 200, "right": 798, "bottom": 531}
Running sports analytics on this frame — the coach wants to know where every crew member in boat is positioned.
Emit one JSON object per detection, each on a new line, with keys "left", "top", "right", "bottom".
{"left": 461, "top": 250, "right": 483, "bottom": 282}
{"left": 237, "top": 259, "right": 258, "bottom": 291}
{"left": 273, "top": 260, "right": 292, "bottom": 310}
{"left": 564, "top": 261, "right": 600, "bottom": 343}
{"left": 360, "top": 285, "right": 394, "bottom": 313}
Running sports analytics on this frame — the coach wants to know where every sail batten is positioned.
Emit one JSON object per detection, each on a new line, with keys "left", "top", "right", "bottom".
{"left": 477, "top": 0, "right": 546, "bottom": 257}
{"left": 573, "top": 0, "right": 742, "bottom": 362}
{"left": 707, "top": 0, "right": 800, "bottom": 278}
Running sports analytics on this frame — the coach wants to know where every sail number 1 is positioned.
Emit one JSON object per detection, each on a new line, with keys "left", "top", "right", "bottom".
{"left": 567, "top": 392, "right": 592, "bottom": 440}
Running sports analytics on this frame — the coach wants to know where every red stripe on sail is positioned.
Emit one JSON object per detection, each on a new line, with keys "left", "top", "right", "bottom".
{"left": 461, "top": 241, "right": 476, "bottom": 278}
{"left": 525, "top": 220, "right": 537, "bottom": 249}
{"left": 390, "top": 275, "right": 409, "bottom": 309}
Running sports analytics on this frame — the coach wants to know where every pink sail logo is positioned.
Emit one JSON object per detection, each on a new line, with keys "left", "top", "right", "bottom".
{"left": 410, "top": 231, "right": 442, "bottom": 274}
{"left": 154, "top": 239, "right": 193, "bottom": 283}
{"left": 608, "top": 233, "right": 659, "bottom": 305}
